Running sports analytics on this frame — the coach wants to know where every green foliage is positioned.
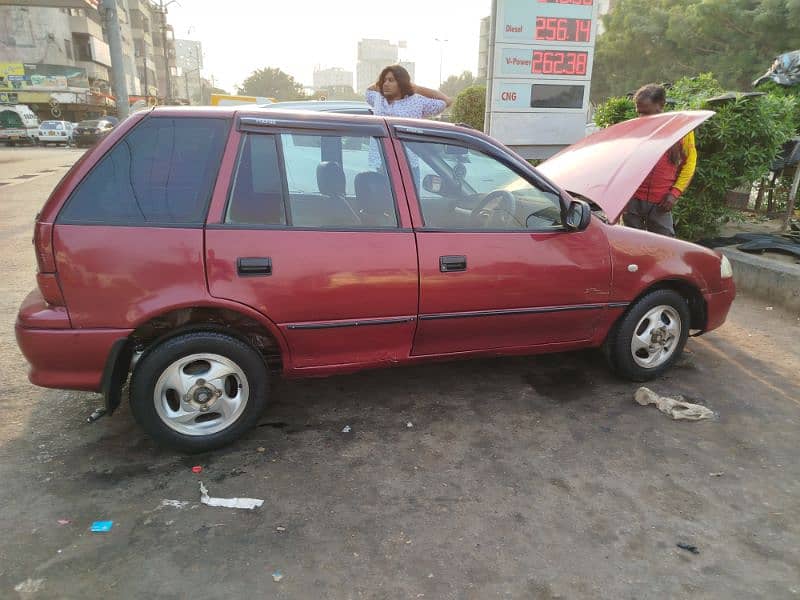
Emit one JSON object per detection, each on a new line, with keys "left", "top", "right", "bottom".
{"left": 593, "top": 96, "right": 636, "bottom": 128}
{"left": 593, "top": 74, "right": 799, "bottom": 240}
{"left": 451, "top": 85, "right": 486, "bottom": 131}
{"left": 592, "top": 0, "right": 800, "bottom": 101}
{"left": 440, "top": 71, "right": 483, "bottom": 99}
{"left": 755, "top": 81, "right": 800, "bottom": 133}
{"left": 237, "top": 67, "right": 306, "bottom": 100}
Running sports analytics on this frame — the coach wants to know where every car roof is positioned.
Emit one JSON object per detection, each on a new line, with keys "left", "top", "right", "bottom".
{"left": 146, "top": 105, "right": 480, "bottom": 137}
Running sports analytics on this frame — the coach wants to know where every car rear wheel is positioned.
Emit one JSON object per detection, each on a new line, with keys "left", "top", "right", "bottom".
{"left": 605, "top": 289, "right": 690, "bottom": 381}
{"left": 130, "top": 331, "right": 269, "bottom": 453}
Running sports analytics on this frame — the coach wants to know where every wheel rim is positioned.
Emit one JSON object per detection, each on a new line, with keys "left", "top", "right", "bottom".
{"left": 153, "top": 353, "right": 249, "bottom": 436}
{"left": 630, "top": 305, "right": 682, "bottom": 369}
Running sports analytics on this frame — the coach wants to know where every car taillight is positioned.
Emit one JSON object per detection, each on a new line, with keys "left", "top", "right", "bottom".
{"left": 33, "top": 222, "right": 65, "bottom": 306}
{"left": 33, "top": 221, "right": 56, "bottom": 273}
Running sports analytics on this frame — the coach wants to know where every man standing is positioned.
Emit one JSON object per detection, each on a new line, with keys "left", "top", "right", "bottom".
{"left": 623, "top": 84, "right": 697, "bottom": 237}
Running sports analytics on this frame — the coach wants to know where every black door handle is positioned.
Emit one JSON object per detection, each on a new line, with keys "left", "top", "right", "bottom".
{"left": 439, "top": 255, "right": 467, "bottom": 272}
{"left": 237, "top": 257, "right": 272, "bottom": 276}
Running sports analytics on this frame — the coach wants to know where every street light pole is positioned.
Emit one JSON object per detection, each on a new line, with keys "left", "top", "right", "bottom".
{"left": 435, "top": 38, "right": 448, "bottom": 88}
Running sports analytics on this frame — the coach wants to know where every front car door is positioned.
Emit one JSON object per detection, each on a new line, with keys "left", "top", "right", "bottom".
{"left": 391, "top": 126, "right": 613, "bottom": 356}
{"left": 205, "top": 116, "right": 419, "bottom": 372}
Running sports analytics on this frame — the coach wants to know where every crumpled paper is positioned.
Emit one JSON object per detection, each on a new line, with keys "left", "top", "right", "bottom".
{"left": 634, "top": 387, "right": 715, "bottom": 421}
{"left": 199, "top": 482, "right": 264, "bottom": 510}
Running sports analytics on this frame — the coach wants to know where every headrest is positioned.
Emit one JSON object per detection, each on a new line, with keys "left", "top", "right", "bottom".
{"left": 316, "top": 161, "right": 345, "bottom": 197}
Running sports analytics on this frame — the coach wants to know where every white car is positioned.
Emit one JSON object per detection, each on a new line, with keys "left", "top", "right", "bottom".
{"left": 37, "top": 120, "right": 73, "bottom": 146}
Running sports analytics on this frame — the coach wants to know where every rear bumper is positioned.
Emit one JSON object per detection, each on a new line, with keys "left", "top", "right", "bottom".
{"left": 16, "top": 290, "right": 132, "bottom": 391}
{"left": 703, "top": 279, "right": 736, "bottom": 332}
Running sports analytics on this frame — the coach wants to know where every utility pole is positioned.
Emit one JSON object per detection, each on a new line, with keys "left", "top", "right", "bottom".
{"left": 102, "top": 0, "right": 129, "bottom": 118}
{"left": 159, "top": 0, "right": 172, "bottom": 103}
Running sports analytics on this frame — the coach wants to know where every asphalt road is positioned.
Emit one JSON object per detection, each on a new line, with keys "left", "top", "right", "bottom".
{"left": 1, "top": 146, "right": 799, "bottom": 599}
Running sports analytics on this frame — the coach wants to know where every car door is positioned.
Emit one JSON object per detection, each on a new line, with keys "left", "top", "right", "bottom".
{"left": 392, "top": 126, "right": 613, "bottom": 356}
{"left": 205, "top": 116, "right": 419, "bottom": 371}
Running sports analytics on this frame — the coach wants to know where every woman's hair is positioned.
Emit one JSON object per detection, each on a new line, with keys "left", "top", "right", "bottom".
{"left": 633, "top": 83, "right": 667, "bottom": 106}
{"left": 375, "top": 65, "right": 414, "bottom": 98}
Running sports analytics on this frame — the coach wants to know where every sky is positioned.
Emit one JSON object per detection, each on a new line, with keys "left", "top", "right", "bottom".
{"left": 165, "top": 0, "right": 492, "bottom": 93}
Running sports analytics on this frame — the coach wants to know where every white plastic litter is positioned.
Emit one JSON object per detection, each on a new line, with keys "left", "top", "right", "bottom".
{"left": 406, "top": 422, "right": 414, "bottom": 428}
{"left": 634, "top": 387, "right": 715, "bottom": 421}
{"left": 15, "top": 578, "right": 45, "bottom": 593}
{"left": 160, "top": 499, "right": 190, "bottom": 509}
{"left": 342, "top": 425, "right": 352, "bottom": 433}
{"left": 199, "top": 482, "right": 264, "bottom": 510}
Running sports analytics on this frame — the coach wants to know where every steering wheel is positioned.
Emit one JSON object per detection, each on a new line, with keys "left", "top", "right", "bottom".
{"left": 470, "top": 190, "right": 517, "bottom": 228}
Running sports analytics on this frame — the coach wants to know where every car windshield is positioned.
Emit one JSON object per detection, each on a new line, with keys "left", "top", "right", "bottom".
{"left": 40, "top": 122, "right": 64, "bottom": 130}
{"left": 78, "top": 120, "right": 99, "bottom": 128}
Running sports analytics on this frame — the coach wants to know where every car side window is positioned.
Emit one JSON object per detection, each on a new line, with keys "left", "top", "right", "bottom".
{"left": 280, "top": 133, "right": 398, "bottom": 228}
{"left": 58, "top": 117, "right": 229, "bottom": 225}
{"left": 401, "top": 140, "right": 563, "bottom": 231}
{"left": 226, "top": 134, "right": 286, "bottom": 225}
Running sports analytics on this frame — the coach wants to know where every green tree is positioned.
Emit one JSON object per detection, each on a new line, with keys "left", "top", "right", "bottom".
{"left": 440, "top": 71, "right": 482, "bottom": 98}
{"left": 451, "top": 85, "right": 486, "bottom": 131}
{"left": 237, "top": 67, "right": 306, "bottom": 100}
{"left": 592, "top": 0, "right": 800, "bottom": 101}
{"left": 592, "top": 74, "right": 798, "bottom": 240}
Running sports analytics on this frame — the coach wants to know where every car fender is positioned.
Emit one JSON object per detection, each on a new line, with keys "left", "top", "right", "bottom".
{"left": 604, "top": 224, "right": 723, "bottom": 301}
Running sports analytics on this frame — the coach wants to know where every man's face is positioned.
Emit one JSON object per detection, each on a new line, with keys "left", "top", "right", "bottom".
{"left": 636, "top": 98, "right": 664, "bottom": 116}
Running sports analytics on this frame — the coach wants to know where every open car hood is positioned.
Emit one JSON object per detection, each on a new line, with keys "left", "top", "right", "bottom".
{"left": 537, "top": 110, "right": 714, "bottom": 223}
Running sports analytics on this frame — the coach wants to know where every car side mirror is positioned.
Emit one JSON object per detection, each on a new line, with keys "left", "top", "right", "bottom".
{"left": 564, "top": 199, "right": 591, "bottom": 231}
{"left": 422, "top": 174, "right": 442, "bottom": 194}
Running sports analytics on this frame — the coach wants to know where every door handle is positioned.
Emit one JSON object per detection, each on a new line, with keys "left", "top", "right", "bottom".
{"left": 237, "top": 257, "right": 272, "bottom": 276}
{"left": 439, "top": 255, "right": 467, "bottom": 272}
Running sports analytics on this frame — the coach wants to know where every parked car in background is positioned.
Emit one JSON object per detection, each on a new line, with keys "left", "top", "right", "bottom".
{"left": 73, "top": 118, "right": 115, "bottom": 147}
{"left": 37, "top": 120, "right": 74, "bottom": 146}
{"left": 15, "top": 106, "right": 734, "bottom": 452}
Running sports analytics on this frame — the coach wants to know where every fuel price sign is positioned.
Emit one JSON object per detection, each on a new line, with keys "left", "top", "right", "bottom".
{"left": 486, "top": 0, "right": 600, "bottom": 158}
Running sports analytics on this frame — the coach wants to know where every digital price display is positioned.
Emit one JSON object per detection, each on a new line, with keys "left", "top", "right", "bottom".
{"left": 488, "top": 0, "right": 599, "bottom": 156}
{"left": 531, "top": 50, "right": 588, "bottom": 76}
{"left": 535, "top": 17, "right": 591, "bottom": 42}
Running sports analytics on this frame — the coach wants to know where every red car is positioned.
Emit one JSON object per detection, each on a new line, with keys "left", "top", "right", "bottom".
{"left": 15, "top": 106, "right": 734, "bottom": 452}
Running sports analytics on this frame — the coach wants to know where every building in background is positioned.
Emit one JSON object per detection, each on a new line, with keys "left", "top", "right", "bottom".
{"left": 0, "top": 0, "right": 182, "bottom": 119}
{"left": 312, "top": 66, "right": 354, "bottom": 98}
{"left": 174, "top": 38, "right": 202, "bottom": 104}
{"left": 356, "top": 38, "right": 414, "bottom": 94}
{"left": 478, "top": 16, "right": 490, "bottom": 81}
{"left": 0, "top": 4, "right": 113, "bottom": 120}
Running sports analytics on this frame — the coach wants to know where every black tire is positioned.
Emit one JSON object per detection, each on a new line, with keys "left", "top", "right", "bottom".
{"left": 605, "top": 289, "right": 690, "bottom": 382}
{"left": 130, "top": 331, "right": 269, "bottom": 453}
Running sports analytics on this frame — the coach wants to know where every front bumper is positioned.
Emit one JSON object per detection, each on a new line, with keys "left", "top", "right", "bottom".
{"left": 16, "top": 290, "right": 132, "bottom": 392}
{"left": 703, "top": 278, "right": 736, "bottom": 332}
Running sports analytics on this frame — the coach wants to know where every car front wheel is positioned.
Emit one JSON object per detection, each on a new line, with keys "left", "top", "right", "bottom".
{"left": 130, "top": 331, "right": 269, "bottom": 452}
{"left": 606, "top": 289, "right": 690, "bottom": 381}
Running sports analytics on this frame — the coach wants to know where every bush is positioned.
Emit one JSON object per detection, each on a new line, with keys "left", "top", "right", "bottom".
{"left": 451, "top": 85, "right": 486, "bottom": 132}
{"left": 593, "top": 96, "right": 636, "bottom": 129}
{"left": 592, "top": 74, "right": 798, "bottom": 240}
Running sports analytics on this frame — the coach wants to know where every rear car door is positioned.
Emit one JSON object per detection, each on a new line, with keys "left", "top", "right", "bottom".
{"left": 205, "top": 116, "right": 419, "bottom": 371}
{"left": 393, "top": 126, "right": 612, "bottom": 356}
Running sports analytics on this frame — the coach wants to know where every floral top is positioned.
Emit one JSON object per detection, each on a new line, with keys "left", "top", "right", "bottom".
{"left": 366, "top": 90, "right": 446, "bottom": 170}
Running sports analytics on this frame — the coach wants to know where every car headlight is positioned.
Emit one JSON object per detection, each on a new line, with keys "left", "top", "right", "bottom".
{"left": 720, "top": 255, "right": 733, "bottom": 279}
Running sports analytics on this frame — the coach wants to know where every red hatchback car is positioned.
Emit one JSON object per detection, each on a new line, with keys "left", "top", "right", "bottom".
{"left": 16, "top": 106, "right": 734, "bottom": 452}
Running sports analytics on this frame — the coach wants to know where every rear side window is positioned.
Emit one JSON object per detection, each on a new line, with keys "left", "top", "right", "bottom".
{"left": 58, "top": 117, "right": 230, "bottom": 225}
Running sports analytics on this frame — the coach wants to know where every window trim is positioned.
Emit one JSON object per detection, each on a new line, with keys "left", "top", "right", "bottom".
{"left": 223, "top": 132, "right": 290, "bottom": 227}
{"left": 57, "top": 115, "right": 231, "bottom": 227}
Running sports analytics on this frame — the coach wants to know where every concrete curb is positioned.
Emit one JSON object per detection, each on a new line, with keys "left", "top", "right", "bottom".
{"left": 719, "top": 246, "right": 800, "bottom": 312}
